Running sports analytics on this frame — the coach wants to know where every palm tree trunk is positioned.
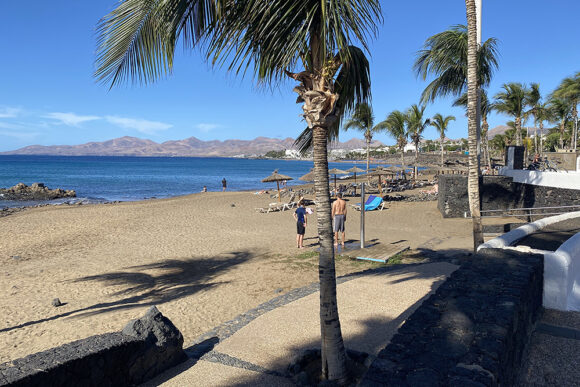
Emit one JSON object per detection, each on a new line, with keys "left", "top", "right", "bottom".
{"left": 366, "top": 137, "right": 370, "bottom": 172}
{"left": 483, "top": 118, "right": 491, "bottom": 168}
{"left": 466, "top": 0, "right": 484, "bottom": 250}
{"left": 414, "top": 143, "right": 419, "bottom": 178}
{"left": 539, "top": 122, "right": 544, "bottom": 156}
{"left": 440, "top": 135, "right": 445, "bottom": 167}
{"left": 534, "top": 120, "right": 538, "bottom": 154}
{"left": 312, "top": 125, "right": 348, "bottom": 383}
{"left": 515, "top": 115, "right": 523, "bottom": 146}
{"left": 560, "top": 121, "right": 565, "bottom": 150}
{"left": 573, "top": 104, "right": 578, "bottom": 151}
{"left": 400, "top": 148, "right": 406, "bottom": 179}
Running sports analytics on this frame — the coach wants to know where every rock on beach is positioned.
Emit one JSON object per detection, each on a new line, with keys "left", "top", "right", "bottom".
{"left": 0, "top": 183, "right": 76, "bottom": 201}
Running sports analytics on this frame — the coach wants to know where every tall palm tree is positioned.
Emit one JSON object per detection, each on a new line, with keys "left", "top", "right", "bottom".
{"left": 548, "top": 97, "right": 572, "bottom": 150}
{"left": 344, "top": 102, "right": 388, "bottom": 172}
{"left": 493, "top": 83, "right": 530, "bottom": 146}
{"left": 534, "top": 101, "right": 553, "bottom": 155}
{"left": 430, "top": 113, "right": 456, "bottom": 166}
{"left": 414, "top": 21, "right": 498, "bottom": 249}
{"left": 384, "top": 110, "right": 408, "bottom": 173}
{"left": 405, "top": 104, "right": 430, "bottom": 177}
{"left": 526, "top": 83, "right": 542, "bottom": 153}
{"left": 553, "top": 74, "right": 580, "bottom": 151}
{"left": 95, "top": 0, "right": 382, "bottom": 381}
{"left": 453, "top": 89, "right": 491, "bottom": 167}
{"left": 465, "top": 0, "right": 484, "bottom": 249}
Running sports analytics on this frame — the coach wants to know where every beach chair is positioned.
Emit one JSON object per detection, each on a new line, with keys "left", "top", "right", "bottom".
{"left": 281, "top": 193, "right": 297, "bottom": 211}
{"left": 351, "top": 195, "right": 377, "bottom": 211}
{"left": 363, "top": 196, "right": 386, "bottom": 211}
{"left": 352, "top": 195, "right": 385, "bottom": 211}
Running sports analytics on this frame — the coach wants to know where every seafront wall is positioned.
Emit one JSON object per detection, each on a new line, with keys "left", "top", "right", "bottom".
{"left": 361, "top": 248, "right": 544, "bottom": 386}
{"left": 438, "top": 175, "right": 580, "bottom": 218}
{"left": 0, "top": 307, "right": 186, "bottom": 387}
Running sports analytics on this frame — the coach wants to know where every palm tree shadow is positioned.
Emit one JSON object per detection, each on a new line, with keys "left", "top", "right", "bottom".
{"left": 0, "top": 251, "right": 252, "bottom": 333}
{"left": 148, "top": 264, "right": 454, "bottom": 386}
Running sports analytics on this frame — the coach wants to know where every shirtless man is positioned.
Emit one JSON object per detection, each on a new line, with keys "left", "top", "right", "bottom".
{"left": 332, "top": 193, "right": 347, "bottom": 247}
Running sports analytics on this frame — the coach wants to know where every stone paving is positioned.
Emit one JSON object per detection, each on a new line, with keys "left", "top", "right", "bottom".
{"left": 143, "top": 262, "right": 458, "bottom": 386}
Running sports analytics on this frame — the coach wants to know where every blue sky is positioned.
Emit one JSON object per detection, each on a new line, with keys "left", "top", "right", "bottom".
{"left": 1, "top": 1, "right": 579, "bottom": 152}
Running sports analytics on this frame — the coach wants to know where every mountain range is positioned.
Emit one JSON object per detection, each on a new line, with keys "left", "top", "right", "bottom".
{"left": 1, "top": 136, "right": 384, "bottom": 157}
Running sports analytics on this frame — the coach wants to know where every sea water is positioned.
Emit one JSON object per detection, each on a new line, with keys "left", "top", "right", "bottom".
{"left": 0, "top": 155, "right": 389, "bottom": 207}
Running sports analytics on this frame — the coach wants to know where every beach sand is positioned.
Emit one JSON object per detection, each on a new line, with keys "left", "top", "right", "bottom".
{"left": 1, "top": 189, "right": 480, "bottom": 363}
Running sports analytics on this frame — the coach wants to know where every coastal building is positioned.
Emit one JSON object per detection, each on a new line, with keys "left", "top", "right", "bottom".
{"left": 404, "top": 142, "right": 417, "bottom": 153}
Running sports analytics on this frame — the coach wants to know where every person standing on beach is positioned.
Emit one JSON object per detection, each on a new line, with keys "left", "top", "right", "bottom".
{"left": 293, "top": 200, "right": 307, "bottom": 248}
{"left": 222, "top": 178, "right": 227, "bottom": 192}
{"left": 332, "top": 193, "right": 347, "bottom": 248}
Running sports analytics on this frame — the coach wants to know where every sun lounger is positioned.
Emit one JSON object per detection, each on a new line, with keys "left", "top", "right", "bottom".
{"left": 351, "top": 195, "right": 384, "bottom": 211}
{"left": 362, "top": 196, "right": 385, "bottom": 211}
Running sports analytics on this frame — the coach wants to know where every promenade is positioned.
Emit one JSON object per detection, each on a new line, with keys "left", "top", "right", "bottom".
{"left": 144, "top": 262, "right": 458, "bottom": 386}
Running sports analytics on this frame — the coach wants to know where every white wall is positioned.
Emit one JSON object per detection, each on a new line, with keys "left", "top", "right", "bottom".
{"left": 479, "top": 211, "right": 580, "bottom": 312}
{"left": 499, "top": 167, "right": 580, "bottom": 190}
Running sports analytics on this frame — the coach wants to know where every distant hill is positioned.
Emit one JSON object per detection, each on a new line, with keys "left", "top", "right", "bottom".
{"left": 1, "top": 136, "right": 384, "bottom": 157}
{"left": 488, "top": 125, "right": 547, "bottom": 138}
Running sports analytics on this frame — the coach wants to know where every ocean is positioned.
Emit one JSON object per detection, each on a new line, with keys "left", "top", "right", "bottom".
{"left": 0, "top": 155, "right": 389, "bottom": 208}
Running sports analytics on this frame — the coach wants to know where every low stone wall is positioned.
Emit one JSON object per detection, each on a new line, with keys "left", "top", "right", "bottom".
{"left": 361, "top": 248, "right": 543, "bottom": 386}
{"left": 0, "top": 307, "right": 186, "bottom": 386}
{"left": 438, "top": 175, "right": 580, "bottom": 218}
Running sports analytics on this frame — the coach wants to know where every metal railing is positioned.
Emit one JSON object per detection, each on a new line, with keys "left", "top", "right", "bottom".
{"left": 464, "top": 205, "right": 580, "bottom": 219}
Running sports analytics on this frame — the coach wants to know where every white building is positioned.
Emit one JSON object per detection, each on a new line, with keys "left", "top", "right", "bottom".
{"left": 404, "top": 142, "right": 417, "bottom": 153}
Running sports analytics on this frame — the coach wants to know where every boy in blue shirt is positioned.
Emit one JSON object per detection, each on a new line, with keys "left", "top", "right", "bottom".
{"left": 293, "top": 200, "right": 307, "bottom": 248}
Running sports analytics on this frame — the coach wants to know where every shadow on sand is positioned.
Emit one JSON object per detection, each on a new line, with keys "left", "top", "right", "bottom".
{"left": 0, "top": 251, "right": 252, "bottom": 334}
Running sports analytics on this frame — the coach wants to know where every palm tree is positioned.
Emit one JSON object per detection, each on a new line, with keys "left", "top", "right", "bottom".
{"left": 384, "top": 110, "right": 408, "bottom": 173}
{"left": 405, "top": 104, "right": 430, "bottom": 177}
{"left": 413, "top": 24, "right": 499, "bottom": 104}
{"left": 548, "top": 97, "right": 572, "bottom": 150}
{"left": 344, "top": 102, "right": 388, "bottom": 172}
{"left": 95, "top": 0, "right": 382, "bottom": 381}
{"left": 414, "top": 20, "right": 498, "bottom": 249}
{"left": 493, "top": 83, "right": 531, "bottom": 146}
{"left": 534, "top": 102, "right": 552, "bottom": 155}
{"left": 489, "top": 134, "right": 507, "bottom": 154}
{"left": 553, "top": 74, "right": 580, "bottom": 151}
{"left": 465, "top": 0, "right": 484, "bottom": 249}
{"left": 526, "top": 83, "right": 542, "bottom": 153}
{"left": 430, "top": 113, "right": 456, "bottom": 166}
{"left": 453, "top": 89, "right": 491, "bottom": 167}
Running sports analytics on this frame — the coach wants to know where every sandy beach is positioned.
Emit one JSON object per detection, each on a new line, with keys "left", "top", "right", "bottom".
{"left": 0, "top": 189, "right": 479, "bottom": 363}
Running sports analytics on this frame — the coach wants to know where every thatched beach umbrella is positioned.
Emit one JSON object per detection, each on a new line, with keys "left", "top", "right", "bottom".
{"left": 262, "top": 170, "right": 293, "bottom": 202}
{"left": 346, "top": 166, "right": 365, "bottom": 184}
{"left": 299, "top": 169, "right": 315, "bottom": 182}
{"left": 328, "top": 168, "right": 348, "bottom": 194}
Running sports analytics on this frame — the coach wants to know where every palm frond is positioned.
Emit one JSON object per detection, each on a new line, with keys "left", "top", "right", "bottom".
{"left": 95, "top": 0, "right": 217, "bottom": 87}
{"left": 205, "top": 0, "right": 381, "bottom": 84}
{"left": 413, "top": 24, "right": 499, "bottom": 104}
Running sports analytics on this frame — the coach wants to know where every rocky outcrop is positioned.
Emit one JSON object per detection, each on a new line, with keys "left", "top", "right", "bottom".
{"left": 0, "top": 183, "right": 76, "bottom": 201}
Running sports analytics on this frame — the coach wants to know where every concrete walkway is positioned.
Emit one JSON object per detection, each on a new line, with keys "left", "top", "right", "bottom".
{"left": 144, "top": 262, "right": 458, "bottom": 386}
{"left": 515, "top": 217, "right": 580, "bottom": 251}
{"left": 518, "top": 309, "right": 580, "bottom": 386}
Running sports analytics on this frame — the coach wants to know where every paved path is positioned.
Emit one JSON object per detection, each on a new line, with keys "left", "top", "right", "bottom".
{"left": 515, "top": 218, "right": 580, "bottom": 251}
{"left": 518, "top": 309, "right": 580, "bottom": 386}
{"left": 143, "top": 262, "right": 458, "bottom": 386}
